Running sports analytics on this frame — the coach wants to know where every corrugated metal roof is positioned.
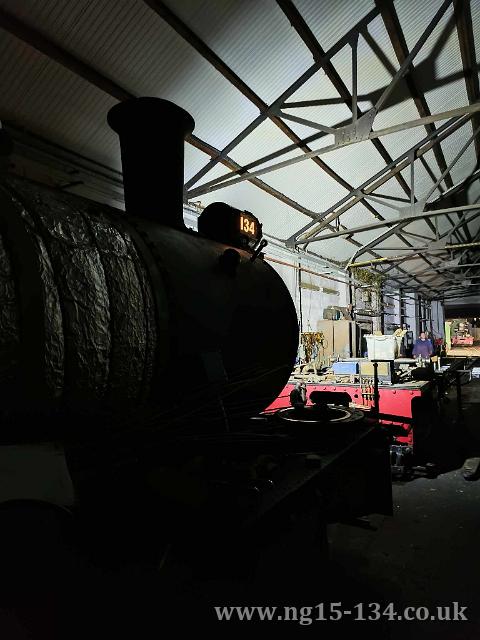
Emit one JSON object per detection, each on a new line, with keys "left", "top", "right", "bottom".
{"left": 324, "top": 139, "right": 389, "bottom": 191}
{"left": 374, "top": 98, "right": 428, "bottom": 157}
{"left": 340, "top": 201, "right": 399, "bottom": 229}
{"left": 0, "top": 30, "right": 119, "bottom": 168}
{"left": 436, "top": 120, "right": 478, "bottom": 188}
{"left": 395, "top": 0, "right": 448, "bottom": 66}
{"left": 287, "top": 66, "right": 346, "bottom": 104}
{"left": 1, "top": 0, "right": 260, "bottom": 150}
{"left": 228, "top": 119, "right": 304, "bottom": 169}
{"left": 467, "top": 178, "right": 480, "bottom": 205}
{"left": 0, "top": 0, "right": 477, "bottom": 291}
{"left": 292, "top": 0, "right": 375, "bottom": 53}
{"left": 400, "top": 257, "right": 429, "bottom": 272}
{"left": 446, "top": 295, "right": 480, "bottom": 305}
{"left": 162, "top": 0, "right": 314, "bottom": 105}
{"left": 260, "top": 159, "right": 350, "bottom": 213}
{"left": 425, "top": 77, "right": 470, "bottom": 121}
{"left": 282, "top": 69, "right": 354, "bottom": 139}
{"left": 352, "top": 229, "right": 395, "bottom": 247}
{"left": 309, "top": 236, "right": 360, "bottom": 262}
{"left": 184, "top": 143, "right": 214, "bottom": 184}
{"left": 403, "top": 218, "right": 438, "bottom": 239}
{"left": 194, "top": 162, "right": 233, "bottom": 191}
{"left": 197, "top": 178, "right": 311, "bottom": 239}
{"left": 329, "top": 21, "right": 397, "bottom": 107}
{"left": 370, "top": 177, "right": 413, "bottom": 203}
{"left": 473, "top": 0, "right": 480, "bottom": 62}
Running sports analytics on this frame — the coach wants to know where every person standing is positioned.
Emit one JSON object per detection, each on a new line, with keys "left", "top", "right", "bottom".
{"left": 412, "top": 331, "right": 434, "bottom": 359}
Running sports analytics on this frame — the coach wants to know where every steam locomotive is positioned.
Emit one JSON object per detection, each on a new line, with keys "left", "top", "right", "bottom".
{"left": 0, "top": 97, "right": 299, "bottom": 438}
{"left": 0, "top": 100, "right": 391, "bottom": 619}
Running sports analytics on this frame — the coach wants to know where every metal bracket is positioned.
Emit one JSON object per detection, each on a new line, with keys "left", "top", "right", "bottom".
{"left": 397, "top": 198, "right": 427, "bottom": 218}
{"left": 334, "top": 108, "right": 376, "bottom": 146}
{"left": 442, "top": 258, "right": 461, "bottom": 268}
{"left": 428, "top": 238, "right": 447, "bottom": 251}
{"left": 285, "top": 237, "right": 296, "bottom": 249}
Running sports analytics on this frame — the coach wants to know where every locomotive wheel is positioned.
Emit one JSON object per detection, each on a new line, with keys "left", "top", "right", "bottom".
{"left": 275, "top": 404, "right": 365, "bottom": 425}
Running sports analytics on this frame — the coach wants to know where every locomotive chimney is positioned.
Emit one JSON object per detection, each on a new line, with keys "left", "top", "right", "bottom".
{"left": 108, "top": 97, "right": 195, "bottom": 229}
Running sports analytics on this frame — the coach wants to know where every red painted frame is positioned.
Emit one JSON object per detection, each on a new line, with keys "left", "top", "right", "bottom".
{"left": 266, "top": 382, "right": 428, "bottom": 447}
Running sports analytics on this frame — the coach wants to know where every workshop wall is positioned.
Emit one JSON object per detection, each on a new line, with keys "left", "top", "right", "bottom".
{"left": 431, "top": 300, "right": 445, "bottom": 338}
{"left": 266, "top": 247, "right": 350, "bottom": 334}
{"left": 404, "top": 295, "right": 418, "bottom": 336}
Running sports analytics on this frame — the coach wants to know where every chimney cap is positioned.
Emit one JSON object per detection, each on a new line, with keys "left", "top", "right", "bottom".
{"left": 108, "top": 97, "right": 195, "bottom": 136}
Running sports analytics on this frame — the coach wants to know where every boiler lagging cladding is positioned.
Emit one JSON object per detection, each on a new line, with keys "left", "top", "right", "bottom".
{"left": 0, "top": 98, "right": 298, "bottom": 438}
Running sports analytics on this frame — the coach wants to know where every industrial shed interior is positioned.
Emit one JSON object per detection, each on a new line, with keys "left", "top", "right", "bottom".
{"left": 1, "top": 0, "right": 480, "bottom": 637}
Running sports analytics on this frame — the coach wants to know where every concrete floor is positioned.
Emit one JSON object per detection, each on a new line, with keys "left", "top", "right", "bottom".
{"left": 325, "top": 377, "right": 480, "bottom": 639}
{"left": 327, "top": 472, "right": 480, "bottom": 638}
{"left": 446, "top": 342, "right": 480, "bottom": 357}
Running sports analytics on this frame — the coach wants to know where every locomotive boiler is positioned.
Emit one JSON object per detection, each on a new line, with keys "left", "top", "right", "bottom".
{"left": 0, "top": 97, "right": 298, "bottom": 440}
{"left": 0, "top": 100, "right": 391, "bottom": 625}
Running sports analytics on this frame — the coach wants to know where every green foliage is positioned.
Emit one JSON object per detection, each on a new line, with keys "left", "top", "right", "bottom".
{"left": 351, "top": 267, "right": 382, "bottom": 289}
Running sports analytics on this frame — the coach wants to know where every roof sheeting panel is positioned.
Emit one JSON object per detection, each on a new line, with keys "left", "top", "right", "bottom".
{"left": 472, "top": 0, "right": 480, "bottom": 66}
{"left": 425, "top": 76, "right": 470, "bottom": 123}
{"left": 350, "top": 229, "right": 395, "bottom": 246}
{"left": 193, "top": 161, "right": 234, "bottom": 191}
{"left": 1, "top": 0, "right": 259, "bottom": 150}
{"left": 282, "top": 68, "right": 354, "bottom": 137}
{"left": 395, "top": 0, "right": 449, "bottom": 67}
{"left": 373, "top": 97, "right": 427, "bottom": 157}
{"left": 339, "top": 202, "right": 379, "bottom": 229}
{"left": 228, "top": 119, "right": 304, "bottom": 171}
{"left": 399, "top": 158, "right": 439, "bottom": 202}
{"left": 401, "top": 257, "right": 430, "bottom": 273}
{"left": 434, "top": 120, "right": 478, "bottom": 189}
{"left": 162, "top": 0, "right": 314, "bottom": 105}
{"left": 458, "top": 215, "right": 480, "bottom": 243}
{"left": 339, "top": 200, "right": 400, "bottom": 229}
{"left": 309, "top": 237, "right": 358, "bottom": 262}
{"left": 0, "top": 31, "right": 119, "bottom": 169}
{"left": 373, "top": 240, "right": 415, "bottom": 253}
{"left": 420, "top": 148, "right": 442, "bottom": 194}
{"left": 287, "top": 67, "right": 347, "bottom": 105}
{"left": 358, "top": 197, "right": 408, "bottom": 220}
{"left": 329, "top": 20, "right": 398, "bottom": 109}
{"left": 292, "top": 0, "right": 375, "bottom": 52}
{"left": 260, "top": 160, "right": 349, "bottom": 213}
{"left": 466, "top": 179, "right": 480, "bottom": 205}
{"left": 402, "top": 218, "right": 437, "bottom": 239}
{"left": 325, "top": 139, "right": 390, "bottom": 191}
{"left": 445, "top": 295, "right": 480, "bottom": 305}
{"left": 196, "top": 179, "right": 311, "bottom": 239}
{"left": 184, "top": 143, "right": 213, "bottom": 184}
{"left": 369, "top": 178, "right": 412, "bottom": 203}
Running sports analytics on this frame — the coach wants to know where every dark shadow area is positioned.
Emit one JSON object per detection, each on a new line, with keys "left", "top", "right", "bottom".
{"left": 2, "top": 374, "right": 480, "bottom": 639}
